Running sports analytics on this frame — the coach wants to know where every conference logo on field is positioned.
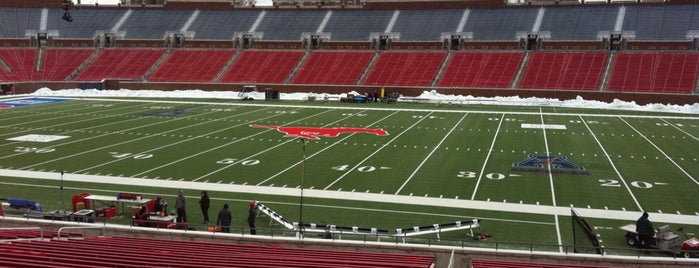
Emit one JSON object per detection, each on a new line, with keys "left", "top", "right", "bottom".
{"left": 250, "top": 124, "right": 389, "bottom": 140}
{"left": 511, "top": 155, "right": 589, "bottom": 175}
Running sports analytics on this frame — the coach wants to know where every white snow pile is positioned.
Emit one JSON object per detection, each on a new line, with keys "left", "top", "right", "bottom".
{"left": 29, "top": 87, "right": 699, "bottom": 114}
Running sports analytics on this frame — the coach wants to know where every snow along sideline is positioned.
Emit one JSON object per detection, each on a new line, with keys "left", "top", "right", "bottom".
{"left": 21, "top": 87, "right": 699, "bottom": 115}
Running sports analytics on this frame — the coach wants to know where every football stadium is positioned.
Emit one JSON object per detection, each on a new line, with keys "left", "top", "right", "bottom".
{"left": 0, "top": 0, "right": 698, "bottom": 267}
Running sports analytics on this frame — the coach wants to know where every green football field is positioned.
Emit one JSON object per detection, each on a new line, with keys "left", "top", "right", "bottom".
{"left": 1, "top": 96, "right": 698, "bottom": 256}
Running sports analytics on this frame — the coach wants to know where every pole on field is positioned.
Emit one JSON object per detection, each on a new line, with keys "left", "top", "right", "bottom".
{"left": 60, "top": 170, "right": 66, "bottom": 214}
{"left": 298, "top": 138, "right": 307, "bottom": 238}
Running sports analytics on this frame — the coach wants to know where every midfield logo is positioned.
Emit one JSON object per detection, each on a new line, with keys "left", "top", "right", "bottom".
{"left": 511, "top": 155, "right": 590, "bottom": 175}
{"left": 250, "top": 124, "right": 389, "bottom": 140}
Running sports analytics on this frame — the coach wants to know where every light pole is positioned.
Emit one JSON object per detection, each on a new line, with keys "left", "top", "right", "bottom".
{"left": 298, "top": 138, "right": 307, "bottom": 238}
{"left": 60, "top": 170, "right": 66, "bottom": 214}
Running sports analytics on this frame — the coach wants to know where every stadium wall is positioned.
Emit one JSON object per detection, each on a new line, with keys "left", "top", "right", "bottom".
{"left": 9, "top": 80, "right": 699, "bottom": 106}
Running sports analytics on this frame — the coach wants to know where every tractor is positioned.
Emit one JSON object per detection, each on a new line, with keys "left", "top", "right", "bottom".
{"left": 621, "top": 224, "right": 699, "bottom": 258}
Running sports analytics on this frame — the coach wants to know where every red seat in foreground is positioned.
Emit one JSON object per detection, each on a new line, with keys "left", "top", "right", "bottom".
{"left": 472, "top": 258, "right": 621, "bottom": 268}
{"left": 0, "top": 235, "right": 435, "bottom": 268}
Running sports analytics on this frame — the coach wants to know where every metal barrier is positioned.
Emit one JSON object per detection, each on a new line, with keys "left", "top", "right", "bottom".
{"left": 57, "top": 225, "right": 105, "bottom": 239}
{"left": 0, "top": 226, "right": 44, "bottom": 241}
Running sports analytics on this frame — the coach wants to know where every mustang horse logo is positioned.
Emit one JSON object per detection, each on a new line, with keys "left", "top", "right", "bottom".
{"left": 250, "top": 124, "right": 389, "bottom": 140}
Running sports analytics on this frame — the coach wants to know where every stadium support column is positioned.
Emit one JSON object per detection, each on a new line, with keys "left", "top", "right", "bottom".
{"left": 301, "top": 32, "right": 331, "bottom": 50}
{"left": 598, "top": 31, "right": 635, "bottom": 51}
{"left": 517, "top": 31, "right": 549, "bottom": 51}
{"left": 94, "top": 31, "right": 124, "bottom": 48}
{"left": 441, "top": 32, "right": 472, "bottom": 51}
{"left": 165, "top": 32, "right": 193, "bottom": 49}
{"left": 234, "top": 32, "right": 263, "bottom": 50}
{"left": 370, "top": 32, "right": 400, "bottom": 51}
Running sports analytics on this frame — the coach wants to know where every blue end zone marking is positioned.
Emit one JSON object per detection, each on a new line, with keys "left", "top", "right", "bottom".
{"left": 0, "top": 98, "right": 71, "bottom": 109}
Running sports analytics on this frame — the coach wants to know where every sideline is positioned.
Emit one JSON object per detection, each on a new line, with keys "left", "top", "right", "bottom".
{"left": 2, "top": 169, "right": 697, "bottom": 225}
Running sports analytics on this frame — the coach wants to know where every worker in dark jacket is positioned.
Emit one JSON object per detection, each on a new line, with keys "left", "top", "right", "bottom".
{"left": 217, "top": 204, "right": 232, "bottom": 233}
{"left": 248, "top": 201, "right": 257, "bottom": 235}
{"left": 199, "top": 191, "right": 210, "bottom": 224}
{"left": 636, "top": 212, "right": 654, "bottom": 249}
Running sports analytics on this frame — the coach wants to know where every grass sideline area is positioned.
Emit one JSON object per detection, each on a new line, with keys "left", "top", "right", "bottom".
{"left": 1, "top": 96, "right": 698, "bottom": 256}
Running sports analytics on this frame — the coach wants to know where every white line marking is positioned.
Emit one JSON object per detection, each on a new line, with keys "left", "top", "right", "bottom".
{"left": 471, "top": 113, "right": 504, "bottom": 200}
{"left": 662, "top": 118, "right": 699, "bottom": 142}
{"left": 539, "top": 108, "right": 562, "bottom": 252}
{"left": 580, "top": 115, "right": 643, "bottom": 211}
{"left": 76, "top": 108, "right": 273, "bottom": 173}
{"left": 324, "top": 112, "right": 435, "bottom": 190}
{"left": 0, "top": 103, "right": 155, "bottom": 146}
{"left": 257, "top": 110, "right": 396, "bottom": 186}
{"left": 395, "top": 113, "right": 469, "bottom": 194}
{"left": 619, "top": 118, "right": 699, "bottom": 187}
{"left": 19, "top": 108, "right": 229, "bottom": 170}
{"left": 191, "top": 109, "right": 345, "bottom": 181}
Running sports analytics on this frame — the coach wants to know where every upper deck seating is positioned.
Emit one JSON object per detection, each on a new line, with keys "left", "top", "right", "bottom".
{"left": 519, "top": 51, "right": 608, "bottom": 90}
{"left": 47, "top": 8, "right": 125, "bottom": 39}
{"left": 391, "top": 9, "right": 465, "bottom": 41}
{"left": 0, "top": 8, "right": 42, "bottom": 38}
{"left": 538, "top": 5, "right": 617, "bottom": 41}
{"left": 322, "top": 10, "right": 394, "bottom": 41}
{"left": 363, "top": 51, "right": 446, "bottom": 87}
{"left": 187, "top": 10, "right": 260, "bottom": 40}
{"left": 118, "top": 9, "right": 193, "bottom": 40}
{"left": 462, "top": 8, "right": 538, "bottom": 41}
{"left": 438, "top": 51, "right": 524, "bottom": 88}
{"left": 291, "top": 51, "right": 374, "bottom": 85}
{"left": 622, "top": 4, "right": 699, "bottom": 41}
{"left": 255, "top": 10, "right": 327, "bottom": 41}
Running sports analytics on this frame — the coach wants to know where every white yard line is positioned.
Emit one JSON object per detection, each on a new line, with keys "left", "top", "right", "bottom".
{"left": 661, "top": 118, "right": 699, "bottom": 142}
{"left": 134, "top": 108, "right": 308, "bottom": 178}
{"left": 539, "top": 108, "right": 563, "bottom": 253}
{"left": 394, "top": 113, "right": 469, "bottom": 195}
{"left": 75, "top": 108, "right": 276, "bottom": 174}
{"left": 470, "top": 113, "right": 504, "bottom": 200}
{"left": 257, "top": 110, "right": 397, "bottom": 186}
{"left": 3, "top": 168, "right": 698, "bottom": 225}
{"left": 0, "top": 103, "right": 153, "bottom": 142}
{"left": 0, "top": 108, "right": 204, "bottom": 161}
{"left": 323, "top": 112, "right": 435, "bottom": 190}
{"left": 18, "top": 108, "right": 223, "bottom": 169}
{"left": 191, "top": 108, "right": 340, "bottom": 181}
{"left": 580, "top": 116, "right": 643, "bottom": 211}
{"left": 619, "top": 117, "right": 699, "bottom": 187}
{"left": 0, "top": 102, "right": 92, "bottom": 124}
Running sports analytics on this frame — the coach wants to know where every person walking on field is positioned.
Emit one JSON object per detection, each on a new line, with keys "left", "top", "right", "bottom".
{"left": 248, "top": 201, "right": 257, "bottom": 235}
{"left": 199, "top": 191, "right": 210, "bottom": 224}
{"left": 217, "top": 204, "right": 232, "bottom": 233}
{"left": 175, "top": 190, "right": 187, "bottom": 223}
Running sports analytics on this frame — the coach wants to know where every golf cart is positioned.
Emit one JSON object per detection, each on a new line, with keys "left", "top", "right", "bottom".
{"left": 620, "top": 224, "right": 699, "bottom": 258}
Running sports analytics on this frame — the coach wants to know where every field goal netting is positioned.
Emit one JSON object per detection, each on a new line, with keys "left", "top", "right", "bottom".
{"left": 571, "top": 209, "right": 602, "bottom": 255}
